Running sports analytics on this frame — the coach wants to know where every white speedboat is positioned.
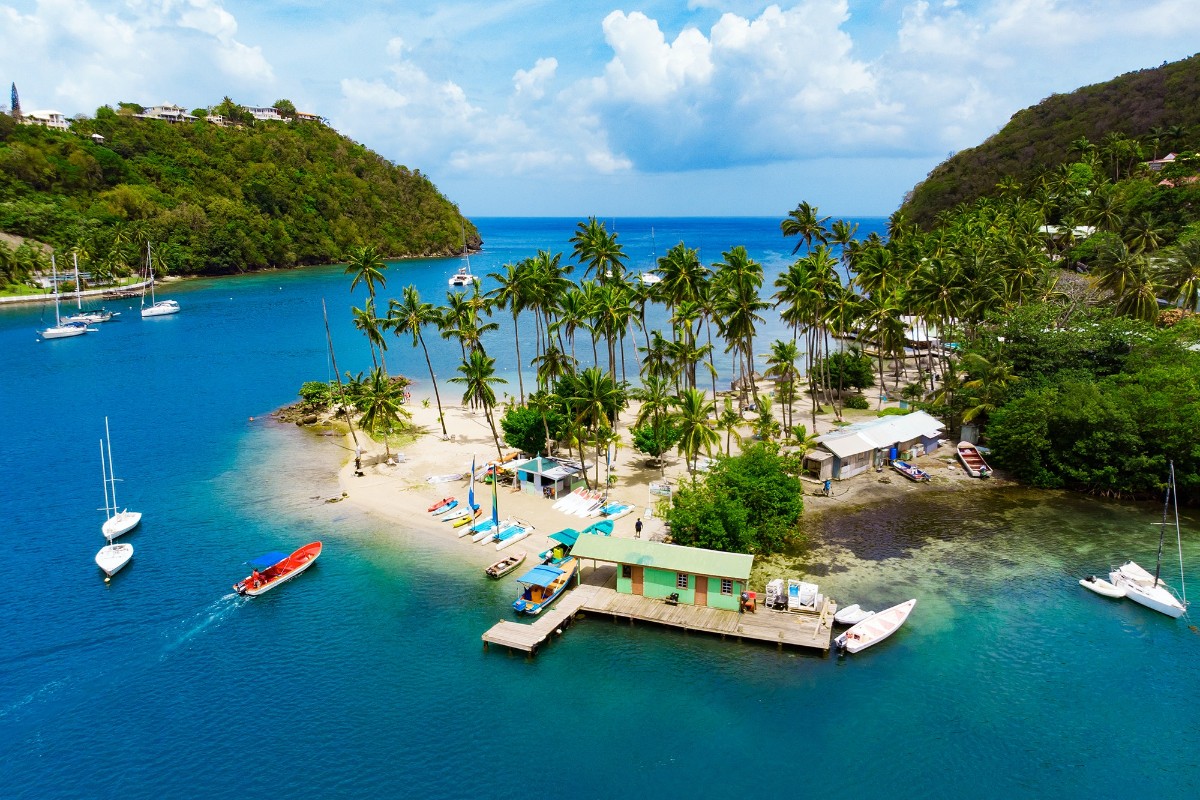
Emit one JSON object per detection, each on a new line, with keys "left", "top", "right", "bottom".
{"left": 99, "top": 418, "right": 142, "bottom": 540}
{"left": 836, "top": 598, "right": 917, "bottom": 653}
{"left": 834, "top": 603, "right": 876, "bottom": 626}
{"left": 95, "top": 542, "right": 134, "bottom": 578}
{"left": 1079, "top": 575, "right": 1125, "bottom": 599}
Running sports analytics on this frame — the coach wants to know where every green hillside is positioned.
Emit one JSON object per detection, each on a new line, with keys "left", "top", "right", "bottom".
{"left": 0, "top": 103, "right": 479, "bottom": 282}
{"left": 902, "top": 53, "right": 1200, "bottom": 225}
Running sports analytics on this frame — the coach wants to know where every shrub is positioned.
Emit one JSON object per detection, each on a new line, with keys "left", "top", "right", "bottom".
{"left": 844, "top": 395, "right": 870, "bottom": 410}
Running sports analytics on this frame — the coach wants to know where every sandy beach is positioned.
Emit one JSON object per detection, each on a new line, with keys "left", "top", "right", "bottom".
{"left": 320, "top": 375, "right": 1005, "bottom": 578}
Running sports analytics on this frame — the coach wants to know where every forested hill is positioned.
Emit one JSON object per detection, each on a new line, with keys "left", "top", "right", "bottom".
{"left": 902, "top": 53, "right": 1200, "bottom": 225}
{"left": 0, "top": 107, "right": 479, "bottom": 278}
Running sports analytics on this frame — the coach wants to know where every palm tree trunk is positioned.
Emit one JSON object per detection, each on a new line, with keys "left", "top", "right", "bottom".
{"left": 419, "top": 333, "right": 448, "bottom": 435}
{"left": 512, "top": 311, "right": 525, "bottom": 405}
{"left": 485, "top": 406, "right": 503, "bottom": 459}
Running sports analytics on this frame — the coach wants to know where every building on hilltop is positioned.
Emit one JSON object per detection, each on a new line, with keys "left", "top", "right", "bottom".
{"left": 135, "top": 104, "right": 195, "bottom": 123}
{"left": 23, "top": 109, "right": 70, "bottom": 130}
{"left": 244, "top": 106, "right": 283, "bottom": 122}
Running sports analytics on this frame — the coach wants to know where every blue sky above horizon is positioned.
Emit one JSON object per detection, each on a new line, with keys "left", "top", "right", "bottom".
{"left": 3, "top": 1, "right": 1199, "bottom": 218}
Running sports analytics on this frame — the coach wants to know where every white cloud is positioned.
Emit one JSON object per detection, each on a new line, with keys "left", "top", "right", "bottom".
{"left": 513, "top": 58, "right": 557, "bottom": 101}
{"left": 597, "top": 11, "right": 713, "bottom": 103}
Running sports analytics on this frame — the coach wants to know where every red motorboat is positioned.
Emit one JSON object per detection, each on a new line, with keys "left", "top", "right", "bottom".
{"left": 234, "top": 542, "right": 322, "bottom": 597}
{"left": 428, "top": 497, "right": 454, "bottom": 512}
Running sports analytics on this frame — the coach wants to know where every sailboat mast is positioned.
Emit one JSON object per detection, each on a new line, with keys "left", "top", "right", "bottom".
{"left": 100, "top": 439, "right": 112, "bottom": 521}
{"left": 1154, "top": 465, "right": 1170, "bottom": 587}
{"left": 1170, "top": 460, "right": 1187, "bottom": 605}
{"left": 105, "top": 417, "right": 120, "bottom": 511}
{"left": 74, "top": 252, "right": 83, "bottom": 310}
{"left": 51, "top": 254, "right": 62, "bottom": 325}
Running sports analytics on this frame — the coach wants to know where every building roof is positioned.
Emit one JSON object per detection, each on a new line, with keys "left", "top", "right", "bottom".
{"left": 816, "top": 410, "right": 945, "bottom": 458}
{"left": 515, "top": 457, "right": 584, "bottom": 481}
{"left": 569, "top": 533, "right": 753, "bottom": 580}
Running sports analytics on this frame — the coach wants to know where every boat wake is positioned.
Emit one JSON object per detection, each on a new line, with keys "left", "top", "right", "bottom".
{"left": 160, "top": 593, "right": 247, "bottom": 659}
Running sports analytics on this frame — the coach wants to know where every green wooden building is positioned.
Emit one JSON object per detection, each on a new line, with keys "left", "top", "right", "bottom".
{"left": 570, "top": 533, "right": 753, "bottom": 612}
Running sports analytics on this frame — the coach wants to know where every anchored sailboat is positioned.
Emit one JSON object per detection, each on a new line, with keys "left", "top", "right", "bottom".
{"left": 39, "top": 255, "right": 91, "bottom": 339}
{"left": 141, "top": 243, "right": 180, "bottom": 317}
{"left": 1110, "top": 462, "right": 1189, "bottom": 618}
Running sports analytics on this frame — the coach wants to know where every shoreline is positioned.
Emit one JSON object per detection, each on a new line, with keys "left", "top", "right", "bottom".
{"left": 303, "top": 388, "right": 1010, "bottom": 585}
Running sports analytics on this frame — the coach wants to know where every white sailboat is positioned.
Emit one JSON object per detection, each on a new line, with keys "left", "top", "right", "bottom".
{"left": 449, "top": 221, "right": 479, "bottom": 287}
{"left": 100, "top": 417, "right": 142, "bottom": 540}
{"left": 95, "top": 437, "right": 134, "bottom": 578}
{"left": 140, "top": 243, "right": 180, "bottom": 317}
{"left": 39, "top": 255, "right": 91, "bottom": 340}
{"left": 61, "top": 252, "right": 118, "bottom": 324}
{"left": 1109, "top": 462, "right": 1188, "bottom": 619}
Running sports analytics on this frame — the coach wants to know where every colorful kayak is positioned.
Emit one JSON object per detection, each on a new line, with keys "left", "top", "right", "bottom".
{"left": 234, "top": 542, "right": 322, "bottom": 597}
{"left": 428, "top": 497, "right": 454, "bottom": 512}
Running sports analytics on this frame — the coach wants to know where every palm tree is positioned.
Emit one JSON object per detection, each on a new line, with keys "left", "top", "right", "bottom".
{"left": 567, "top": 366, "right": 628, "bottom": 482}
{"left": 672, "top": 387, "right": 719, "bottom": 473}
{"left": 859, "top": 290, "right": 907, "bottom": 408}
{"left": 487, "top": 260, "right": 530, "bottom": 404}
{"left": 1163, "top": 238, "right": 1200, "bottom": 310}
{"left": 532, "top": 344, "right": 577, "bottom": 392}
{"left": 570, "top": 217, "right": 626, "bottom": 284}
{"left": 352, "top": 298, "right": 387, "bottom": 372}
{"left": 387, "top": 285, "right": 448, "bottom": 435}
{"left": 764, "top": 339, "right": 801, "bottom": 433}
{"left": 715, "top": 397, "right": 743, "bottom": 456}
{"left": 781, "top": 201, "right": 830, "bottom": 254}
{"left": 345, "top": 245, "right": 388, "bottom": 302}
{"left": 449, "top": 349, "right": 507, "bottom": 458}
{"left": 357, "top": 367, "right": 411, "bottom": 458}
{"left": 713, "top": 246, "right": 768, "bottom": 399}
{"left": 959, "top": 353, "right": 1021, "bottom": 426}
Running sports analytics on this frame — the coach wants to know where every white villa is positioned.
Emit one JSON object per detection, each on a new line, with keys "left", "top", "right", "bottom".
{"left": 23, "top": 110, "right": 70, "bottom": 130}
{"left": 135, "top": 104, "right": 196, "bottom": 123}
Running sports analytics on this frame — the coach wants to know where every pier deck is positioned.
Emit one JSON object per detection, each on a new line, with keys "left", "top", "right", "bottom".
{"left": 481, "top": 565, "right": 835, "bottom": 656}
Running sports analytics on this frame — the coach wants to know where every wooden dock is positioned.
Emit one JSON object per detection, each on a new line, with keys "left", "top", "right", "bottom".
{"left": 581, "top": 587, "right": 835, "bottom": 651}
{"left": 481, "top": 584, "right": 603, "bottom": 655}
{"left": 481, "top": 565, "right": 835, "bottom": 656}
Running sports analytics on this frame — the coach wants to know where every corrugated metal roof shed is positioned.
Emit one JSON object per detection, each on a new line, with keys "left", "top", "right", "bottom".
{"left": 570, "top": 533, "right": 753, "bottom": 580}
{"left": 816, "top": 410, "right": 944, "bottom": 457}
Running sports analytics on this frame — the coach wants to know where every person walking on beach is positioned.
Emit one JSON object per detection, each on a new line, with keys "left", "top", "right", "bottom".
{"left": 635, "top": 518, "right": 643, "bottom": 538}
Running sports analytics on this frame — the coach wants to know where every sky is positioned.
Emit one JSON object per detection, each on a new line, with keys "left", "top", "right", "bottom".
{"left": 2, "top": 1, "right": 1199, "bottom": 218}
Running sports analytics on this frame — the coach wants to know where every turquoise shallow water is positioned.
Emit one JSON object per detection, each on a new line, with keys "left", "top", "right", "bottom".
{"left": 2, "top": 218, "right": 1198, "bottom": 799}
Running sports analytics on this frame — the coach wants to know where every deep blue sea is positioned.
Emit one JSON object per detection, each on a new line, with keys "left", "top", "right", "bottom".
{"left": 2, "top": 218, "right": 1198, "bottom": 799}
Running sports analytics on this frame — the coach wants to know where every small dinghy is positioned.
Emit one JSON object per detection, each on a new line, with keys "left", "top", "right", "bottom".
{"left": 834, "top": 603, "right": 876, "bottom": 626}
{"left": 1079, "top": 575, "right": 1126, "bottom": 599}
{"left": 835, "top": 598, "right": 916, "bottom": 654}
{"left": 485, "top": 550, "right": 527, "bottom": 579}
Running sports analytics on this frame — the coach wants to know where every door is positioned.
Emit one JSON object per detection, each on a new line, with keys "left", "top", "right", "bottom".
{"left": 632, "top": 566, "right": 643, "bottom": 596}
{"left": 694, "top": 576, "right": 708, "bottom": 607}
